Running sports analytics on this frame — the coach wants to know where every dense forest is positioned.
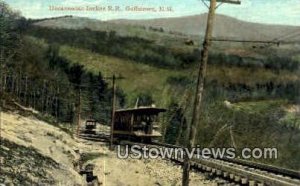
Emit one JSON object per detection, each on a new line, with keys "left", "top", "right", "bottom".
{"left": 0, "top": 2, "right": 125, "bottom": 124}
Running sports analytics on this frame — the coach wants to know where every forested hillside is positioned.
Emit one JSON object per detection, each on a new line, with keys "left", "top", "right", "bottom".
{"left": 0, "top": 3, "right": 125, "bottom": 124}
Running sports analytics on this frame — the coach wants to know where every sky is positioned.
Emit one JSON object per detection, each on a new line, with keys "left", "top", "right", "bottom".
{"left": 3, "top": 0, "right": 300, "bottom": 26}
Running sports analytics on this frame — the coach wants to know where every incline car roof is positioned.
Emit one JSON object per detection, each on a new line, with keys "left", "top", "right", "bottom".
{"left": 115, "top": 107, "right": 166, "bottom": 114}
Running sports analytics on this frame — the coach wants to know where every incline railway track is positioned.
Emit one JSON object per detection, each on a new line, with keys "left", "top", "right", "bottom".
{"left": 78, "top": 128, "right": 300, "bottom": 186}
{"left": 152, "top": 142, "right": 300, "bottom": 186}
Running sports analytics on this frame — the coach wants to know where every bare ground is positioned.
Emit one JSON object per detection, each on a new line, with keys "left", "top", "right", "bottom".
{"left": 1, "top": 111, "right": 218, "bottom": 186}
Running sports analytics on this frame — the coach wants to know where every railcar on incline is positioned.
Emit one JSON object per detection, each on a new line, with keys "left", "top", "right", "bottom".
{"left": 113, "top": 107, "right": 166, "bottom": 142}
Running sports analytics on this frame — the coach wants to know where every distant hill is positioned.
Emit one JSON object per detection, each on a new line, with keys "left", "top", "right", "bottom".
{"left": 34, "top": 14, "right": 300, "bottom": 45}
{"left": 33, "top": 16, "right": 181, "bottom": 40}
{"left": 109, "top": 14, "right": 300, "bottom": 42}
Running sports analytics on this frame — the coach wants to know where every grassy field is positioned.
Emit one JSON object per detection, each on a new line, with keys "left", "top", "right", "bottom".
{"left": 60, "top": 46, "right": 190, "bottom": 105}
{"left": 60, "top": 46, "right": 300, "bottom": 106}
{"left": 232, "top": 99, "right": 288, "bottom": 112}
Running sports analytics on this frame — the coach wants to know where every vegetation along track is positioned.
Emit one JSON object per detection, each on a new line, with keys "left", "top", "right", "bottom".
{"left": 78, "top": 130, "right": 300, "bottom": 186}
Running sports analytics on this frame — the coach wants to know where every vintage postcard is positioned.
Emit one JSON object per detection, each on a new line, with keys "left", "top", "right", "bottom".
{"left": 0, "top": 0, "right": 300, "bottom": 185}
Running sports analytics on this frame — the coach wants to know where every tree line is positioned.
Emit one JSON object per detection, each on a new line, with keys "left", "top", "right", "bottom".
{"left": 1, "top": 40, "right": 125, "bottom": 124}
{"left": 166, "top": 75, "right": 300, "bottom": 103}
{"left": 209, "top": 53, "right": 300, "bottom": 72}
{"left": 25, "top": 26, "right": 201, "bottom": 69}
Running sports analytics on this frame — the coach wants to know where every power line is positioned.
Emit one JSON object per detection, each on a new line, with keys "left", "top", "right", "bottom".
{"left": 275, "top": 30, "right": 300, "bottom": 41}
{"left": 211, "top": 38, "right": 281, "bottom": 44}
{"left": 201, "top": 0, "right": 210, "bottom": 8}
{"left": 200, "top": 0, "right": 241, "bottom": 9}
{"left": 254, "top": 29, "right": 300, "bottom": 48}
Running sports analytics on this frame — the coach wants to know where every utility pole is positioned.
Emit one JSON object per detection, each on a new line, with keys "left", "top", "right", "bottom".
{"left": 182, "top": 0, "right": 240, "bottom": 186}
{"left": 76, "top": 88, "right": 82, "bottom": 136}
{"left": 0, "top": 64, "right": 3, "bottom": 96}
{"left": 24, "top": 76, "right": 28, "bottom": 106}
{"left": 104, "top": 74, "right": 124, "bottom": 150}
{"left": 0, "top": 99, "right": 2, "bottom": 175}
{"left": 110, "top": 74, "right": 116, "bottom": 150}
{"left": 55, "top": 84, "right": 60, "bottom": 122}
{"left": 42, "top": 80, "right": 46, "bottom": 113}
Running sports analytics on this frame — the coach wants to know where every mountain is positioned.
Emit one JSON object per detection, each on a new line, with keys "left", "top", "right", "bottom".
{"left": 34, "top": 14, "right": 300, "bottom": 45}
{"left": 109, "top": 14, "right": 300, "bottom": 42}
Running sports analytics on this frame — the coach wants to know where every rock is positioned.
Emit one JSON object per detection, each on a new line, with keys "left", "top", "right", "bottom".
{"left": 1, "top": 146, "right": 10, "bottom": 151}
{"left": 49, "top": 146, "right": 53, "bottom": 154}
{"left": 155, "top": 181, "right": 162, "bottom": 186}
{"left": 224, "top": 100, "right": 232, "bottom": 109}
{"left": 191, "top": 172, "right": 195, "bottom": 177}
{"left": 73, "top": 148, "right": 80, "bottom": 153}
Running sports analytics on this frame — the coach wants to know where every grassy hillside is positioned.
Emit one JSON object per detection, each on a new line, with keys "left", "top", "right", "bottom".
{"left": 59, "top": 46, "right": 187, "bottom": 105}
{"left": 34, "top": 16, "right": 198, "bottom": 49}
{"left": 60, "top": 45, "right": 300, "bottom": 105}
{"left": 33, "top": 15, "right": 300, "bottom": 63}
